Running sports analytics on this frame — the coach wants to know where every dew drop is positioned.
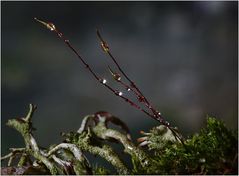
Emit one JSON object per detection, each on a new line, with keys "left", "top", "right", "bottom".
{"left": 101, "top": 41, "right": 109, "bottom": 52}
{"left": 47, "top": 23, "right": 56, "bottom": 31}
{"left": 127, "top": 88, "right": 131, "bottom": 91}
{"left": 102, "top": 79, "right": 107, "bottom": 84}
{"left": 115, "top": 75, "right": 121, "bottom": 81}
{"left": 158, "top": 112, "right": 161, "bottom": 116}
{"left": 114, "top": 90, "right": 123, "bottom": 96}
{"left": 165, "top": 121, "right": 170, "bottom": 126}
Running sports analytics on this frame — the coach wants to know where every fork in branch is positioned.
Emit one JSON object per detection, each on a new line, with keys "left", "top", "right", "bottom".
{"left": 34, "top": 18, "right": 185, "bottom": 146}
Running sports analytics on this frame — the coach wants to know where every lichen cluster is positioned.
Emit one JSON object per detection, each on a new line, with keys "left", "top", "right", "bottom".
{"left": 1, "top": 104, "right": 238, "bottom": 175}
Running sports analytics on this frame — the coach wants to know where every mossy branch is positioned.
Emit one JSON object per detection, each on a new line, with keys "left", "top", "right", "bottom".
{"left": 5, "top": 104, "right": 58, "bottom": 174}
{"left": 2, "top": 104, "right": 92, "bottom": 175}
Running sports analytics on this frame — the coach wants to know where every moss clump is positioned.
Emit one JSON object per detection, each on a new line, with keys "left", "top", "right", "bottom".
{"left": 93, "top": 166, "right": 110, "bottom": 175}
{"left": 135, "top": 117, "right": 237, "bottom": 175}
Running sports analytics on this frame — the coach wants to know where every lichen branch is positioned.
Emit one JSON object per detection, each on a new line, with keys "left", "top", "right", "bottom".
{"left": 65, "top": 127, "right": 130, "bottom": 175}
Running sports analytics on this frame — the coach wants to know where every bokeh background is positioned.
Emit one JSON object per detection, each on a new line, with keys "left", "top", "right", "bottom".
{"left": 2, "top": 1, "right": 238, "bottom": 168}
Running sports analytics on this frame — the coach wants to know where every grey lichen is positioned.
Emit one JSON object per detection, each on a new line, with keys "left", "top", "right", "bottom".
{"left": 92, "top": 118, "right": 151, "bottom": 167}
{"left": 65, "top": 126, "right": 130, "bottom": 174}
{"left": 5, "top": 104, "right": 58, "bottom": 175}
{"left": 2, "top": 104, "right": 92, "bottom": 175}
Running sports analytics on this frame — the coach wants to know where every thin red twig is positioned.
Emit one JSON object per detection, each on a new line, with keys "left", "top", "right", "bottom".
{"left": 34, "top": 18, "right": 185, "bottom": 146}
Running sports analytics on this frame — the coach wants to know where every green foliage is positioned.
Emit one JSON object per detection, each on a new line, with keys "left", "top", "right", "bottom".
{"left": 134, "top": 117, "right": 238, "bottom": 175}
{"left": 147, "top": 125, "right": 180, "bottom": 150}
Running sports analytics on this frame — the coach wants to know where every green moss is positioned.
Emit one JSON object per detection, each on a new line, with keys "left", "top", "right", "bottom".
{"left": 93, "top": 165, "right": 110, "bottom": 175}
{"left": 135, "top": 117, "right": 238, "bottom": 175}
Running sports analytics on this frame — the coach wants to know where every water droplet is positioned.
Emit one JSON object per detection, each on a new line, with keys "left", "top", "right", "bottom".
{"left": 158, "top": 112, "right": 161, "bottom": 116}
{"left": 114, "top": 74, "right": 121, "bottom": 81}
{"left": 101, "top": 41, "right": 109, "bottom": 52}
{"left": 127, "top": 88, "right": 131, "bottom": 91}
{"left": 118, "top": 92, "right": 123, "bottom": 96}
{"left": 165, "top": 121, "right": 170, "bottom": 126}
{"left": 47, "top": 23, "right": 56, "bottom": 31}
{"left": 102, "top": 79, "right": 107, "bottom": 84}
{"left": 64, "top": 39, "right": 69, "bottom": 43}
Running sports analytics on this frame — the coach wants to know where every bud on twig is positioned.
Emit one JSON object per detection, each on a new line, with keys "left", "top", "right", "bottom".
{"left": 108, "top": 66, "right": 121, "bottom": 81}
{"left": 34, "top": 18, "right": 56, "bottom": 31}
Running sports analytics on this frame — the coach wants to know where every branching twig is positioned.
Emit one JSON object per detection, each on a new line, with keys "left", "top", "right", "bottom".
{"left": 34, "top": 18, "right": 152, "bottom": 121}
{"left": 96, "top": 30, "right": 165, "bottom": 118}
{"left": 34, "top": 18, "right": 185, "bottom": 146}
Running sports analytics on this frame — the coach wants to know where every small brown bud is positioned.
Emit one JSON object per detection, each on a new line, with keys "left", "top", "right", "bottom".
{"left": 34, "top": 17, "right": 56, "bottom": 31}
{"left": 46, "top": 23, "right": 56, "bottom": 31}
{"left": 108, "top": 66, "right": 121, "bottom": 81}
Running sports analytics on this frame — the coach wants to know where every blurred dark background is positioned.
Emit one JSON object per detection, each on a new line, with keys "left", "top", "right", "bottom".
{"left": 1, "top": 1, "right": 238, "bottom": 168}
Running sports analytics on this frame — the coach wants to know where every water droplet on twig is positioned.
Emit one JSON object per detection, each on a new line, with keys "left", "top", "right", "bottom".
{"left": 102, "top": 79, "right": 107, "bottom": 84}
{"left": 47, "top": 23, "right": 56, "bottom": 31}
{"left": 165, "top": 121, "right": 170, "bottom": 126}
{"left": 115, "top": 90, "right": 123, "bottom": 96}
{"left": 101, "top": 41, "right": 109, "bottom": 52}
